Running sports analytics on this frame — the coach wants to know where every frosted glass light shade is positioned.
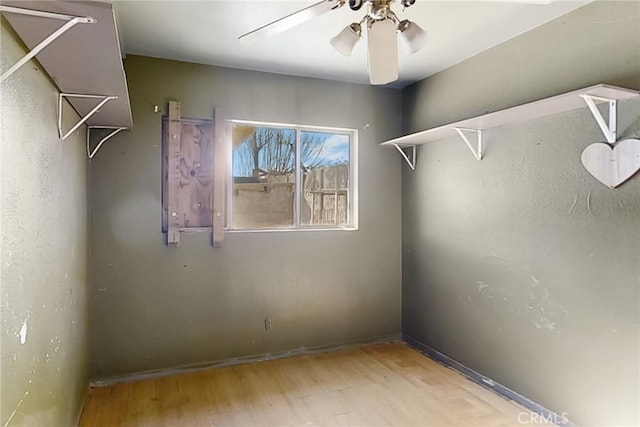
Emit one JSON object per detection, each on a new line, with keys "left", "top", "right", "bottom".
{"left": 368, "top": 19, "right": 398, "bottom": 85}
{"left": 398, "top": 20, "right": 426, "bottom": 54}
{"left": 330, "top": 23, "right": 362, "bottom": 56}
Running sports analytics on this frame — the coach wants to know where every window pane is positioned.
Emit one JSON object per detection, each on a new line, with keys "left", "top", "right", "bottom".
{"left": 231, "top": 125, "right": 296, "bottom": 229}
{"left": 300, "top": 131, "right": 350, "bottom": 226}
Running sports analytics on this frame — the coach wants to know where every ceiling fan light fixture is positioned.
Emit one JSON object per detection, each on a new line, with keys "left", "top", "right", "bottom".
{"left": 397, "top": 19, "right": 427, "bottom": 54}
{"left": 330, "top": 23, "right": 362, "bottom": 56}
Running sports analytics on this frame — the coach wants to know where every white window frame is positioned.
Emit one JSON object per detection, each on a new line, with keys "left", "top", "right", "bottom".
{"left": 225, "top": 119, "right": 358, "bottom": 232}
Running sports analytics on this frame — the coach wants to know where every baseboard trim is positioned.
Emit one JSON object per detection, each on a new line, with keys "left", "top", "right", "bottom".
{"left": 74, "top": 382, "right": 91, "bottom": 426}
{"left": 90, "top": 333, "right": 402, "bottom": 387}
{"left": 404, "top": 335, "right": 575, "bottom": 427}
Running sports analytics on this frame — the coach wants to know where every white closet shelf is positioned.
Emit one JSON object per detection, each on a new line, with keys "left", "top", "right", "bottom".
{"left": 380, "top": 84, "right": 639, "bottom": 148}
{"left": 2, "top": 0, "right": 132, "bottom": 129}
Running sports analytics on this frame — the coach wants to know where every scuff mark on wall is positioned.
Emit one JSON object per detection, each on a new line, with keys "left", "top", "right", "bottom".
{"left": 484, "top": 252, "right": 528, "bottom": 278}
{"left": 485, "top": 252, "right": 515, "bottom": 265}
{"left": 567, "top": 194, "right": 578, "bottom": 214}
{"left": 471, "top": 267, "right": 568, "bottom": 334}
{"left": 3, "top": 391, "right": 29, "bottom": 427}
{"left": 527, "top": 286, "right": 568, "bottom": 332}
{"left": 18, "top": 319, "right": 28, "bottom": 344}
{"left": 586, "top": 189, "right": 594, "bottom": 218}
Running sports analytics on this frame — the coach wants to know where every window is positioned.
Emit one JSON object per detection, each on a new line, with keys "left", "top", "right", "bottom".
{"left": 229, "top": 121, "right": 357, "bottom": 231}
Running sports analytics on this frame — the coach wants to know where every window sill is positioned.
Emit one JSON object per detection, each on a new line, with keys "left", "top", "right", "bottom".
{"left": 225, "top": 227, "right": 358, "bottom": 234}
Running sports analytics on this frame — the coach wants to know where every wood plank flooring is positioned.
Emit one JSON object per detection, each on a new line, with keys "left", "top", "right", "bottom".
{"left": 80, "top": 342, "right": 547, "bottom": 426}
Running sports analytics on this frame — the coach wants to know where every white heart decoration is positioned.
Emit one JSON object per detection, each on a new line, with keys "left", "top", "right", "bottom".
{"left": 581, "top": 139, "right": 640, "bottom": 188}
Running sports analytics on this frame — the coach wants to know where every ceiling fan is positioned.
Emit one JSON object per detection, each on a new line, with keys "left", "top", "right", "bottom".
{"left": 238, "top": 0, "right": 554, "bottom": 86}
{"left": 239, "top": 0, "right": 425, "bottom": 85}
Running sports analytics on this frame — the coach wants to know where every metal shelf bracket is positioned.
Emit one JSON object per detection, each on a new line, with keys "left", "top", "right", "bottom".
{"left": 86, "top": 126, "right": 127, "bottom": 159}
{"left": 0, "top": 6, "right": 95, "bottom": 83}
{"left": 58, "top": 93, "right": 118, "bottom": 140}
{"left": 454, "top": 127, "right": 483, "bottom": 160}
{"left": 580, "top": 94, "right": 617, "bottom": 144}
{"left": 392, "top": 144, "right": 416, "bottom": 170}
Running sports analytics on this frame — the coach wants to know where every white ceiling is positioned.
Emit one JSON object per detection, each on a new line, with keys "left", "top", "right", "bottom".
{"left": 111, "top": 0, "right": 590, "bottom": 88}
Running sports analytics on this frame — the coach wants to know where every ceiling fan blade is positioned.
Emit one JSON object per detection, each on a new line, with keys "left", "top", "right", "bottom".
{"left": 239, "top": 0, "right": 344, "bottom": 44}
{"left": 368, "top": 19, "right": 398, "bottom": 85}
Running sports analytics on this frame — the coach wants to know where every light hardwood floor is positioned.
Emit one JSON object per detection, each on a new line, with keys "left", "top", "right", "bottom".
{"left": 80, "top": 342, "right": 545, "bottom": 426}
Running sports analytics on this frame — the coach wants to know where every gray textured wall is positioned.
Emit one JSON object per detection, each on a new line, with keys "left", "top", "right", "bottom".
{"left": 401, "top": 2, "right": 640, "bottom": 426}
{"left": 89, "top": 55, "right": 402, "bottom": 379}
{"left": 0, "top": 22, "right": 89, "bottom": 426}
